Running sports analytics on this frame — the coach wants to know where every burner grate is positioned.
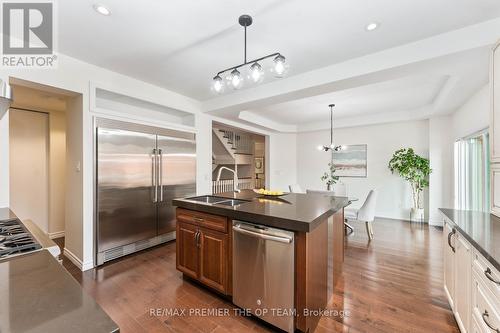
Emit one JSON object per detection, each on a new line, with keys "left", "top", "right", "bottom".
{"left": 0, "top": 219, "right": 41, "bottom": 259}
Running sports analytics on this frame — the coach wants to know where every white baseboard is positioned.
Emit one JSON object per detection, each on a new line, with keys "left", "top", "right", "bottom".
{"left": 48, "top": 230, "right": 65, "bottom": 239}
{"left": 63, "top": 247, "right": 94, "bottom": 271}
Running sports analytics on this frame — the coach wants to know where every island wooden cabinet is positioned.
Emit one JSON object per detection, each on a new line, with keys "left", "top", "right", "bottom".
{"left": 176, "top": 208, "right": 230, "bottom": 295}
{"left": 199, "top": 228, "right": 228, "bottom": 293}
{"left": 176, "top": 222, "right": 199, "bottom": 279}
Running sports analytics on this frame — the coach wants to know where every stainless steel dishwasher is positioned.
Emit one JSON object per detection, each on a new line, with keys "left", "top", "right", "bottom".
{"left": 232, "top": 220, "right": 295, "bottom": 333}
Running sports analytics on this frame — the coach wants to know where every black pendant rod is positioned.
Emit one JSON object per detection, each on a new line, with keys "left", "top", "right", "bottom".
{"left": 330, "top": 106, "right": 333, "bottom": 145}
{"left": 215, "top": 14, "right": 282, "bottom": 77}
{"left": 329, "top": 104, "right": 335, "bottom": 162}
{"left": 329, "top": 104, "right": 335, "bottom": 146}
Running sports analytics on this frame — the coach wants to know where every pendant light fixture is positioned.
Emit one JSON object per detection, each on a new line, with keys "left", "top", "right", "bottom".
{"left": 317, "top": 104, "right": 343, "bottom": 152}
{"left": 212, "top": 14, "right": 288, "bottom": 93}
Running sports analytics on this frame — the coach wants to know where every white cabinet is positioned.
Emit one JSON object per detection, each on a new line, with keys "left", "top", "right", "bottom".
{"left": 491, "top": 40, "right": 500, "bottom": 216}
{"left": 455, "top": 233, "right": 472, "bottom": 332}
{"left": 491, "top": 41, "right": 500, "bottom": 162}
{"left": 442, "top": 216, "right": 500, "bottom": 333}
{"left": 444, "top": 221, "right": 456, "bottom": 308}
{"left": 470, "top": 314, "right": 481, "bottom": 333}
{"left": 472, "top": 269, "right": 500, "bottom": 333}
{"left": 443, "top": 220, "right": 472, "bottom": 333}
{"left": 491, "top": 164, "right": 500, "bottom": 217}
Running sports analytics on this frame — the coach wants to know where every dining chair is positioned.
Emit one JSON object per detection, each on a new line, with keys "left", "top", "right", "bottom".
{"left": 306, "top": 187, "right": 354, "bottom": 234}
{"left": 344, "top": 190, "right": 378, "bottom": 240}
{"left": 289, "top": 184, "right": 304, "bottom": 193}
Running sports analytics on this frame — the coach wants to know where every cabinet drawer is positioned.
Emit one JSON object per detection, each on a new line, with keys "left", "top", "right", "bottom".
{"left": 473, "top": 250, "right": 500, "bottom": 304}
{"left": 176, "top": 208, "right": 228, "bottom": 233}
{"left": 471, "top": 312, "right": 483, "bottom": 333}
{"left": 472, "top": 271, "right": 500, "bottom": 333}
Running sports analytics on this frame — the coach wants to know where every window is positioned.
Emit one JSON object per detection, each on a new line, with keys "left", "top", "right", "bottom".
{"left": 454, "top": 131, "right": 490, "bottom": 211}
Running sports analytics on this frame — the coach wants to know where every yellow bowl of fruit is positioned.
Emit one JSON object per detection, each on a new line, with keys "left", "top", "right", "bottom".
{"left": 253, "top": 188, "right": 285, "bottom": 197}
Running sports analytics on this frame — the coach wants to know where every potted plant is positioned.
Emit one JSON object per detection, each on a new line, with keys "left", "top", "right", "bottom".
{"left": 388, "top": 148, "right": 431, "bottom": 221}
{"left": 321, "top": 162, "right": 339, "bottom": 191}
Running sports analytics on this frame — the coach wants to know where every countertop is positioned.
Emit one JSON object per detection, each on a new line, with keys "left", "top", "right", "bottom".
{"left": 0, "top": 250, "right": 119, "bottom": 333}
{"left": 440, "top": 208, "right": 500, "bottom": 272}
{"left": 173, "top": 190, "right": 350, "bottom": 232}
{"left": 0, "top": 207, "right": 17, "bottom": 222}
{"left": 23, "top": 219, "right": 61, "bottom": 258}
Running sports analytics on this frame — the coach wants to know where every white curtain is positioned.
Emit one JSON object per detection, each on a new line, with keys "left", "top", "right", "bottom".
{"left": 454, "top": 131, "right": 490, "bottom": 212}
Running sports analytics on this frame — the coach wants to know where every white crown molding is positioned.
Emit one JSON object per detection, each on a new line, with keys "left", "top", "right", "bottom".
{"left": 238, "top": 74, "right": 462, "bottom": 132}
{"left": 238, "top": 111, "right": 297, "bottom": 133}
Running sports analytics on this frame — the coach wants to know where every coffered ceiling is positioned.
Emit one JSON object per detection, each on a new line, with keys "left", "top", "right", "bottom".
{"left": 58, "top": 0, "right": 500, "bottom": 131}
{"left": 60, "top": 0, "right": 500, "bottom": 99}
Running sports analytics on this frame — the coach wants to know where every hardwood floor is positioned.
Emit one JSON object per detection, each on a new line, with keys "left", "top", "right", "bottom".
{"left": 55, "top": 218, "right": 460, "bottom": 333}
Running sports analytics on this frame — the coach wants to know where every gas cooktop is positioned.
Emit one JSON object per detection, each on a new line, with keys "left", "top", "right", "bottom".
{"left": 0, "top": 219, "right": 42, "bottom": 260}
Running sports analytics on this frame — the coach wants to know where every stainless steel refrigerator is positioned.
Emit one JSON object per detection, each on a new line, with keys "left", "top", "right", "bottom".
{"left": 96, "top": 119, "right": 196, "bottom": 265}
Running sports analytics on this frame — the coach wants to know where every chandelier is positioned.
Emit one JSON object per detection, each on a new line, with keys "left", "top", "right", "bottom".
{"left": 318, "top": 104, "right": 343, "bottom": 152}
{"left": 212, "top": 15, "right": 288, "bottom": 93}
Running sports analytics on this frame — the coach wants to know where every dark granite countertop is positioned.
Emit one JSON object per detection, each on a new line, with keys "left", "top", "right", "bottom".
{"left": 0, "top": 207, "right": 18, "bottom": 222}
{"left": 0, "top": 250, "right": 119, "bottom": 333}
{"left": 172, "top": 190, "right": 350, "bottom": 232}
{"left": 440, "top": 208, "right": 500, "bottom": 272}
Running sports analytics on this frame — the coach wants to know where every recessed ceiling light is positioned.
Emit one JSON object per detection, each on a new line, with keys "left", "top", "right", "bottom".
{"left": 93, "top": 4, "right": 111, "bottom": 16}
{"left": 365, "top": 22, "right": 379, "bottom": 31}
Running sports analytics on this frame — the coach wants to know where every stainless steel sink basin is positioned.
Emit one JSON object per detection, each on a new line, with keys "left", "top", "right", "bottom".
{"left": 185, "top": 196, "right": 249, "bottom": 207}
{"left": 216, "top": 199, "right": 249, "bottom": 207}
{"left": 186, "top": 195, "right": 228, "bottom": 204}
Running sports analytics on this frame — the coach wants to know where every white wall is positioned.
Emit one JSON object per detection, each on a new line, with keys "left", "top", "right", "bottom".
{"left": 417, "top": 85, "right": 489, "bottom": 225}
{"left": 297, "top": 120, "right": 429, "bottom": 220}
{"left": 428, "top": 116, "right": 454, "bottom": 225}
{"left": 9, "top": 109, "right": 49, "bottom": 232}
{"left": 268, "top": 133, "right": 297, "bottom": 191}
{"left": 48, "top": 110, "right": 66, "bottom": 237}
{"left": 0, "top": 111, "right": 8, "bottom": 207}
{"left": 196, "top": 113, "right": 213, "bottom": 195}
{"left": 64, "top": 95, "right": 84, "bottom": 262}
{"left": 452, "top": 85, "right": 489, "bottom": 140}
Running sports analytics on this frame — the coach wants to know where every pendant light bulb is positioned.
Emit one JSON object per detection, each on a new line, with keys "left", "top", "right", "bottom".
{"left": 250, "top": 62, "right": 263, "bottom": 82}
{"left": 212, "top": 75, "right": 223, "bottom": 93}
{"left": 274, "top": 55, "right": 286, "bottom": 76}
{"left": 230, "top": 69, "right": 242, "bottom": 89}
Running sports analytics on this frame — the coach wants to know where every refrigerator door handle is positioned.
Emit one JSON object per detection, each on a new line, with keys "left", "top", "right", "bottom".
{"left": 152, "top": 148, "right": 158, "bottom": 203}
{"left": 158, "top": 148, "right": 164, "bottom": 202}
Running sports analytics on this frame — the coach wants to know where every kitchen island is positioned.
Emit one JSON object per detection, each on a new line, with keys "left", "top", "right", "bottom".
{"left": 173, "top": 190, "right": 349, "bottom": 333}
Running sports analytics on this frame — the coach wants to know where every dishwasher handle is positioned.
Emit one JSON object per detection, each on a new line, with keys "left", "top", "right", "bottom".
{"left": 233, "top": 224, "right": 293, "bottom": 244}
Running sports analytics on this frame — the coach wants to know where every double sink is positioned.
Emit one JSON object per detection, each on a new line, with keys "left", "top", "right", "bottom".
{"left": 186, "top": 195, "right": 249, "bottom": 207}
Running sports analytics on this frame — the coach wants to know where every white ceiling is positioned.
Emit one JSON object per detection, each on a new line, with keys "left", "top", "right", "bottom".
{"left": 245, "top": 47, "right": 490, "bottom": 129}
{"left": 59, "top": 0, "right": 500, "bottom": 101}
{"left": 255, "top": 75, "right": 449, "bottom": 125}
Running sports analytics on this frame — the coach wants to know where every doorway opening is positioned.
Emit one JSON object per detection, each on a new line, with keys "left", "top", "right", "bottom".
{"left": 212, "top": 122, "right": 267, "bottom": 194}
{"left": 9, "top": 80, "right": 81, "bottom": 242}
